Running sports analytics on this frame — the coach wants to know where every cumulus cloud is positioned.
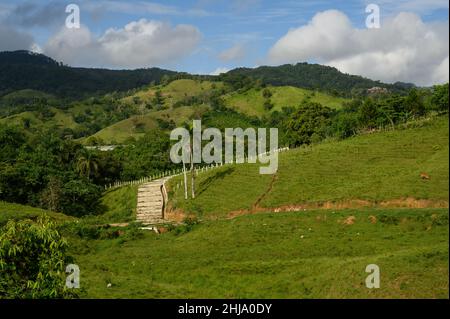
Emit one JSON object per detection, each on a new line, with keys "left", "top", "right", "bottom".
{"left": 43, "top": 19, "right": 201, "bottom": 69}
{"left": 0, "top": 25, "right": 34, "bottom": 51}
{"left": 268, "top": 10, "right": 449, "bottom": 86}
{"left": 210, "top": 67, "right": 229, "bottom": 75}
{"left": 218, "top": 44, "right": 246, "bottom": 62}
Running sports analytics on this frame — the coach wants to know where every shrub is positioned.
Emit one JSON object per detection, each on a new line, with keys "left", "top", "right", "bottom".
{"left": 0, "top": 216, "right": 77, "bottom": 298}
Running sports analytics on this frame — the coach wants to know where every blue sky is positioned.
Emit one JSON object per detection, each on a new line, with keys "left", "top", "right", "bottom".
{"left": 0, "top": 0, "right": 448, "bottom": 85}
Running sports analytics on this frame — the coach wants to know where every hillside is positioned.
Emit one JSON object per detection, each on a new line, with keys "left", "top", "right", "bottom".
{"left": 81, "top": 79, "right": 349, "bottom": 143}
{"left": 224, "top": 86, "right": 348, "bottom": 117}
{"left": 223, "top": 63, "right": 414, "bottom": 96}
{"left": 0, "top": 201, "right": 74, "bottom": 226}
{"left": 0, "top": 50, "right": 178, "bottom": 99}
{"left": 72, "top": 207, "right": 448, "bottom": 298}
{"left": 168, "top": 116, "right": 449, "bottom": 218}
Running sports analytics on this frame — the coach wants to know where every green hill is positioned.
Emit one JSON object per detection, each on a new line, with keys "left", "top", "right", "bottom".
{"left": 224, "top": 86, "right": 348, "bottom": 117}
{"left": 223, "top": 63, "right": 413, "bottom": 96}
{"left": 0, "top": 50, "right": 178, "bottom": 99}
{"left": 0, "top": 201, "right": 74, "bottom": 226}
{"left": 168, "top": 116, "right": 449, "bottom": 218}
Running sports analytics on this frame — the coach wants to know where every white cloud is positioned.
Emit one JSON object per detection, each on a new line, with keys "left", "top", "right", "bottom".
{"left": 210, "top": 67, "right": 229, "bottom": 75}
{"left": 44, "top": 19, "right": 202, "bottom": 68}
{"left": 268, "top": 10, "right": 449, "bottom": 86}
{"left": 218, "top": 44, "right": 246, "bottom": 62}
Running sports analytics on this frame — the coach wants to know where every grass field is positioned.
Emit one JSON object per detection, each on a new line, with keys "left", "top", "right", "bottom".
{"left": 70, "top": 208, "right": 448, "bottom": 298}
{"left": 86, "top": 105, "right": 209, "bottom": 144}
{"left": 168, "top": 116, "right": 449, "bottom": 218}
{"left": 1, "top": 114, "right": 448, "bottom": 299}
{"left": 224, "top": 86, "right": 348, "bottom": 117}
{"left": 0, "top": 201, "right": 74, "bottom": 226}
{"left": 122, "top": 79, "right": 223, "bottom": 108}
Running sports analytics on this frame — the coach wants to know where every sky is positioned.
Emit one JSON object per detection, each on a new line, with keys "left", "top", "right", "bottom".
{"left": 0, "top": 0, "right": 448, "bottom": 86}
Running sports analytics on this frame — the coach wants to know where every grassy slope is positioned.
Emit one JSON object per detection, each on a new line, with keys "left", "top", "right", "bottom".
{"left": 88, "top": 105, "right": 208, "bottom": 143}
{"left": 224, "top": 86, "right": 348, "bottom": 117}
{"left": 96, "top": 185, "right": 138, "bottom": 224}
{"left": 72, "top": 208, "right": 448, "bottom": 298}
{"left": 0, "top": 107, "right": 81, "bottom": 131}
{"left": 0, "top": 201, "right": 74, "bottom": 226}
{"left": 122, "top": 79, "right": 223, "bottom": 107}
{"left": 169, "top": 116, "right": 449, "bottom": 217}
{"left": 84, "top": 80, "right": 348, "bottom": 142}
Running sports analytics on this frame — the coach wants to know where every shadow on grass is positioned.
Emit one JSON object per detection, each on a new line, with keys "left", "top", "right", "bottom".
{"left": 197, "top": 167, "right": 235, "bottom": 196}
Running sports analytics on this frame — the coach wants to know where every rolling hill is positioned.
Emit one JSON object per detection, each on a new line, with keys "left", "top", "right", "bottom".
{"left": 223, "top": 63, "right": 414, "bottom": 95}
{"left": 168, "top": 115, "right": 449, "bottom": 218}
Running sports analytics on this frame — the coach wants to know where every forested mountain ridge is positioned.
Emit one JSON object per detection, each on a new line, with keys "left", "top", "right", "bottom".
{"left": 222, "top": 63, "right": 415, "bottom": 96}
{"left": 1, "top": 51, "right": 415, "bottom": 101}
{"left": 0, "top": 50, "right": 178, "bottom": 99}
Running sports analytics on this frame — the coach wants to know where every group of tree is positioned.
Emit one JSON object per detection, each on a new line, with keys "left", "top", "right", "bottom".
{"left": 264, "top": 84, "right": 448, "bottom": 147}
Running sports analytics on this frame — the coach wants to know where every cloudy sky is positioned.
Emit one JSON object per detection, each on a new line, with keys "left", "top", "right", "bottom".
{"left": 0, "top": 0, "right": 448, "bottom": 85}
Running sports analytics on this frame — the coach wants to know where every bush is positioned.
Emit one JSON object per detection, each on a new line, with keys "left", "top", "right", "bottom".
{"left": 0, "top": 216, "right": 77, "bottom": 298}
{"left": 285, "top": 102, "right": 331, "bottom": 146}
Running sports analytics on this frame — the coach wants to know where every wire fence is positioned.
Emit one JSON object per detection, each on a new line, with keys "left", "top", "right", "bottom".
{"left": 104, "top": 146, "right": 290, "bottom": 190}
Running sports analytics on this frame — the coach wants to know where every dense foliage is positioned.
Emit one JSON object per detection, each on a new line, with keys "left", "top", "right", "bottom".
{"left": 0, "top": 51, "right": 177, "bottom": 99}
{"left": 0, "top": 216, "right": 76, "bottom": 298}
{"left": 0, "top": 128, "right": 103, "bottom": 216}
{"left": 265, "top": 83, "right": 448, "bottom": 147}
{"left": 222, "top": 63, "right": 413, "bottom": 97}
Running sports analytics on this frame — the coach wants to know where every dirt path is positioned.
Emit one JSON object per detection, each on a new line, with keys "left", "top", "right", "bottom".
{"left": 228, "top": 197, "right": 449, "bottom": 219}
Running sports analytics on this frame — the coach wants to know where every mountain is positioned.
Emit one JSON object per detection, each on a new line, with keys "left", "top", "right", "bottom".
{"left": 221, "top": 63, "right": 414, "bottom": 96}
{"left": 1, "top": 51, "right": 415, "bottom": 101}
{"left": 0, "top": 50, "right": 178, "bottom": 99}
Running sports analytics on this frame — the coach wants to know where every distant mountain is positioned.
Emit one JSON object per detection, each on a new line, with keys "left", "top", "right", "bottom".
{"left": 0, "top": 51, "right": 414, "bottom": 100}
{"left": 222, "top": 63, "right": 414, "bottom": 96}
{"left": 0, "top": 50, "right": 178, "bottom": 99}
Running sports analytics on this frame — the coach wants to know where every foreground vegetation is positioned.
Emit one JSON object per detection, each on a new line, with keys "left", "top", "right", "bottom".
{"left": 68, "top": 208, "right": 448, "bottom": 298}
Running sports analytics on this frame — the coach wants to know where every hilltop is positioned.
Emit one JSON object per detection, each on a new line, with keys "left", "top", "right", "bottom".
{"left": 0, "top": 50, "right": 178, "bottom": 99}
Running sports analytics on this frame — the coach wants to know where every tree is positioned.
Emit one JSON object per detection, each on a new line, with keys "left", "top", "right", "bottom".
{"left": 431, "top": 83, "right": 449, "bottom": 111}
{"left": 153, "top": 90, "right": 165, "bottom": 110}
{"left": 0, "top": 216, "right": 77, "bottom": 298}
{"left": 60, "top": 180, "right": 102, "bottom": 217}
{"left": 39, "top": 176, "right": 63, "bottom": 212}
{"left": 404, "top": 88, "right": 425, "bottom": 117}
{"left": 285, "top": 102, "right": 332, "bottom": 146}
{"left": 358, "top": 98, "right": 379, "bottom": 128}
{"left": 76, "top": 151, "right": 99, "bottom": 180}
{"left": 262, "top": 88, "right": 272, "bottom": 99}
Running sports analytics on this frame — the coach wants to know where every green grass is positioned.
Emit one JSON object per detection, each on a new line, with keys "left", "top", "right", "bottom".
{"left": 70, "top": 208, "right": 448, "bottom": 298}
{"left": 0, "top": 201, "right": 74, "bottom": 226}
{"left": 169, "top": 116, "right": 449, "bottom": 217}
{"left": 97, "top": 185, "right": 138, "bottom": 224}
{"left": 84, "top": 81, "right": 347, "bottom": 143}
{"left": 122, "top": 79, "right": 223, "bottom": 108}
{"left": 0, "top": 107, "right": 82, "bottom": 131}
{"left": 224, "top": 86, "right": 348, "bottom": 117}
{"left": 87, "top": 105, "right": 208, "bottom": 144}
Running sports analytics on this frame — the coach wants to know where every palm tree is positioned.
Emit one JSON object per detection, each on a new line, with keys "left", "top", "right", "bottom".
{"left": 76, "top": 150, "right": 99, "bottom": 180}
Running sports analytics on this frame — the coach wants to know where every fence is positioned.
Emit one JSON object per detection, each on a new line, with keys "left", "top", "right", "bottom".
{"left": 104, "top": 146, "right": 290, "bottom": 190}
